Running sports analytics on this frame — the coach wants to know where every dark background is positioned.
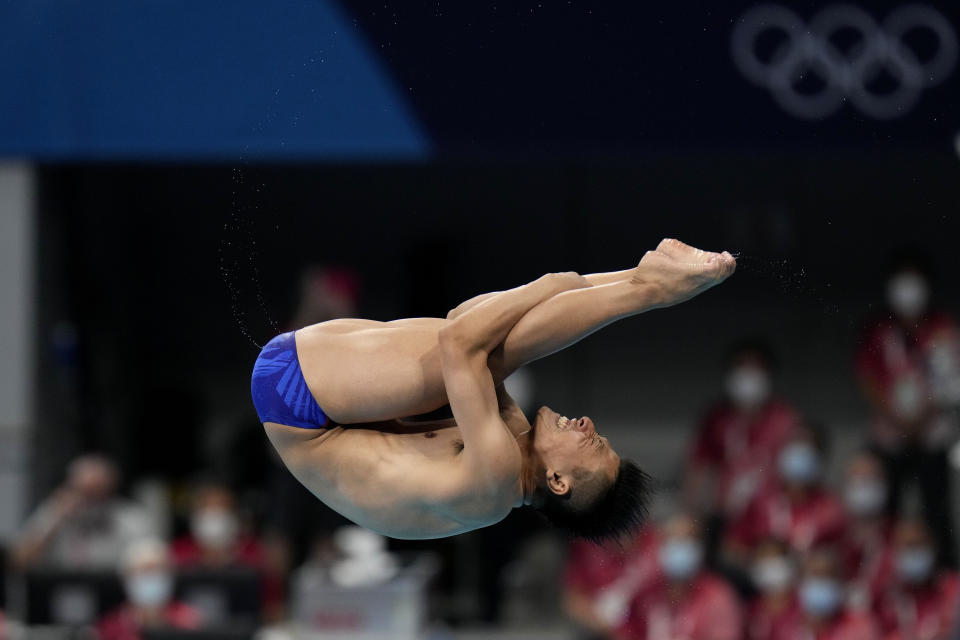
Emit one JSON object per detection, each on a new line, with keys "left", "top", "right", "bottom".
{"left": 32, "top": 151, "right": 960, "bottom": 496}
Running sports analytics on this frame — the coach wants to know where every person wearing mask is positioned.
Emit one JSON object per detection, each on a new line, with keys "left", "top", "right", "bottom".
{"left": 839, "top": 450, "right": 895, "bottom": 610}
{"left": 773, "top": 546, "right": 877, "bottom": 640}
{"left": 172, "top": 481, "right": 284, "bottom": 620}
{"left": 12, "top": 455, "right": 154, "bottom": 570}
{"left": 875, "top": 518, "right": 959, "bottom": 640}
{"left": 725, "top": 425, "right": 846, "bottom": 562}
{"left": 748, "top": 538, "right": 799, "bottom": 640}
{"left": 856, "top": 252, "right": 960, "bottom": 567}
{"left": 684, "top": 341, "right": 801, "bottom": 536}
{"left": 97, "top": 538, "right": 201, "bottom": 640}
{"left": 563, "top": 526, "right": 661, "bottom": 638}
{"left": 619, "top": 514, "right": 742, "bottom": 640}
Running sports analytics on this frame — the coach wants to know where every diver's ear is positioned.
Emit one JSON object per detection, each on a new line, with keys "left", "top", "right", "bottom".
{"left": 546, "top": 470, "right": 570, "bottom": 496}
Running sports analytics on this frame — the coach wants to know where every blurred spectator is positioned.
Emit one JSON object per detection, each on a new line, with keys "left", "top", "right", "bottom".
{"left": 725, "top": 425, "right": 846, "bottom": 561}
{"left": 290, "top": 265, "right": 360, "bottom": 329}
{"left": 12, "top": 455, "right": 154, "bottom": 570}
{"left": 856, "top": 252, "right": 960, "bottom": 566}
{"left": 619, "top": 514, "right": 742, "bottom": 640}
{"left": 875, "top": 518, "right": 959, "bottom": 640}
{"left": 684, "top": 340, "right": 801, "bottom": 559}
{"left": 562, "top": 526, "right": 661, "bottom": 638}
{"left": 747, "top": 538, "right": 799, "bottom": 640}
{"left": 172, "top": 481, "right": 284, "bottom": 620}
{"left": 772, "top": 546, "right": 878, "bottom": 640}
{"left": 840, "top": 450, "right": 895, "bottom": 611}
{"left": 97, "top": 538, "right": 201, "bottom": 640}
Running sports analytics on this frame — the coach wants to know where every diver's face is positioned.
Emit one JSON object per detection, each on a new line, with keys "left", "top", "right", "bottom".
{"left": 533, "top": 406, "right": 620, "bottom": 481}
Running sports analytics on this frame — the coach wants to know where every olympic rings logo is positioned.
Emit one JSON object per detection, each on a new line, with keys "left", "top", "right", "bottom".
{"left": 731, "top": 4, "right": 957, "bottom": 119}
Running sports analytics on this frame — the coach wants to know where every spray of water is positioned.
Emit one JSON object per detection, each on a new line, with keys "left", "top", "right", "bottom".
{"left": 730, "top": 252, "right": 850, "bottom": 323}
{"left": 218, "top": 166, "right": 280, "bottom": 350}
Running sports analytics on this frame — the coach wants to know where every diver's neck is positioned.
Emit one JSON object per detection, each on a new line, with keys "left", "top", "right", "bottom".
{"left": 516, "top": 434, "right": 543, "bottom": 508}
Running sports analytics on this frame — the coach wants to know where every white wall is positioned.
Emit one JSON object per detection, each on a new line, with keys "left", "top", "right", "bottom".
{"left": 0, "top": 163, "right": 34, "bottom": 539}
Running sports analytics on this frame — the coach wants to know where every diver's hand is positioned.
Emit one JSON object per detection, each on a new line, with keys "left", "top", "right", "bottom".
{"left": 631, "top": 238, "right": 736, "bottom": 308}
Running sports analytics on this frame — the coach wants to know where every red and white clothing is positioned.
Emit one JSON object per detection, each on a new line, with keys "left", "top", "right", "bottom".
{"left": 172, "top": 534, "right": 266, "bottom": 567}
{"left": 771, "top": 609, "right": 879, "bottom": 640}
{"left": 727, "top": 486, "right": 847, "bottom": 554}
{"left": 619, "top": 572, "right": 743, "bottom": 640}
{"left": 876, "top": 572, "right": 960, "bottom": 640}
{"left": 690, "top": 399, "right": 801, "bottom": 517}
{"left": 564, "top": 528, "right": 662, "bottom": 629}
{"left": 96, "top": 602, "right": 201, "bottom": 640}
{"left": 856, "top": 313, "right": 960, "bottom": 450}
{"left": 841, "top": 521, "right": 895, "bottom": 610}
{"left": 748, "top": 595, "right": 799, "bottom": 640}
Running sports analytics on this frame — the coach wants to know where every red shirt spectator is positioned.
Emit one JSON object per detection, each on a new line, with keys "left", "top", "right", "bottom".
{"left": 841, "top": 521, "right": 895, "bottom": 610}
{"left": 877, "top": 571, "right": 960, "bottom": 640}
{"left": 563, "top": 527, "right": 661, "bottom": 633}
{"left": 856, "top": 311, "right": 960, "bottom": 448}
{"left": 772, "top": 608, "right": 879, "bottom": 640}
{"left": 619, "top": 572, "right": 743, "bottom": 640}
{"left": 100, "top": 538, "right": 203, "bottom": 640}
{"left": 747, "top": 538, "right": 801, "bottom": 640}
{"left": 172, "top": 533, "right": 266, "bottom": 568}
{"left": 727, "top": 485, "right": 846, "bottom": 555}
{"left": 173, "top": 530, "right": 285, "bottom": 618}
{"left": 689, "top": 399, "right": 801, "bottom": 517}
{"left": 749, "top": 594, "right": 799, "bottom": 640}
{"left": 176, "top": 482, "right": 285, "bottom": 620}
{"left": 97, "top": 602, "right": 201, "bottom": 640}
{"left": 840, "top": 450, "right": 896, "bottom": 610}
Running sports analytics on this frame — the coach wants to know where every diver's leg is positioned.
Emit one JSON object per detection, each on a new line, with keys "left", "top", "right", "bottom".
{"left": 296, "top": 273, "right": 579, "bottom": 424}
{"left": 446, "top": 269, "right": 635, "bottom": 320}
{"left": 294, "top": 318, "right": 451, "bottom": 424}
{"left": 490, "top": 239, "right": 735, "bottom": 377}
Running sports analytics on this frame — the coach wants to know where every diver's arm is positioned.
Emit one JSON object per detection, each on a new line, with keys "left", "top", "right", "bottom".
{"left": 441, "top": 272, "right": 590, "bottom": 355}
{"left": 437, "top": 330, "right": 518, "bottom": 488}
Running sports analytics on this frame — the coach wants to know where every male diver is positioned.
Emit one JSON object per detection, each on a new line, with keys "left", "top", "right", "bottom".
{"left": 252, "top": 239, "right": 736, "bottom": 542}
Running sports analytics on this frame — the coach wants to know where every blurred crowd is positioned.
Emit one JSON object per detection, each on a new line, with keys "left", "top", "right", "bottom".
{"left": 563, "top": 253, "right": 960, "bottom": 640}
{"left": 0, "top": 255, "right": 958, "bottom": 640}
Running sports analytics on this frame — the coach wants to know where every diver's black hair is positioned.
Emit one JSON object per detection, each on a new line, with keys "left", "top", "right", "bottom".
{"left": 533, "top": 459, "right": 653, "bottom": 545}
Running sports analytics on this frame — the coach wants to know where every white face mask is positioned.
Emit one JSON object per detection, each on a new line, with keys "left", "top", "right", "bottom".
{"left": 658, "top": 538, "right": 703, "bottom": 581}
{"left": 778, "top": 442, "right": 822, "bottom": 485}
{"left": 126, "top": 571, "right": 173, "bottom": 608}
{"left": 799, "top": 577, "right": 843, "bottom": 618}
{"left": 191, "top": 508, "right": 239, "bottom": 549}
{"left": 844, "top": 480, "right": 887, "bottom": 517}
{"left": 725, "top": 366, "right": 771, "bottom": 409}
{"left": 887, "top": 272, "right": 929, "bottom": 319}
{"left": 751, "top": 556, "right": 795, "bottom": 594}
{"left": 896, "top": 547, "right": 935, "bottom": 584}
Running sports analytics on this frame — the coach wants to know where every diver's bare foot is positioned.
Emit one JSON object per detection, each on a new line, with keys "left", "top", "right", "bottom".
{"left": 631, "top": 238, "right": 736, "bottom": 308}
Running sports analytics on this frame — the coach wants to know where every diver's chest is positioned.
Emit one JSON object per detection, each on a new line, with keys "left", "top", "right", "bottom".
{"left": 389, "top": 426, "right": 465, "bottom": 460}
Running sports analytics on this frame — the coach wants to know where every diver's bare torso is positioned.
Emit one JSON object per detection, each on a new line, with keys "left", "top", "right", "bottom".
{"left": 264, "top": 407, "right": 530, "bottom": 539}
{"left": 264, "top": 318, "right": 529, "bottom": 539}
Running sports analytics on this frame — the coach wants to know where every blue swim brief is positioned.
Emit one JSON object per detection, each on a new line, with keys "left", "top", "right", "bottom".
{"left": 251, "top": 331, "right": 330, "bottom": 429}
